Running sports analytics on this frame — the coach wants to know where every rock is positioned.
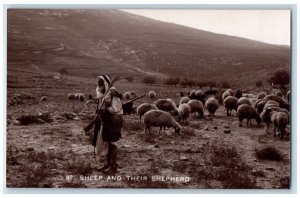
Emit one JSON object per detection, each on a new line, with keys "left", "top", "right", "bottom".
{"left": 48, "top": 147, "right": 55, "bottom": 150}
{"left": 154, "top": 144, "right": 160, "bottom": 148}
{"left": 204, "top": 126, "right": 209, "bottom": 131}
{"left": 224, "top": 125, "right": 230, "bottom": 129}
{"left": 213, "top": 126, "right": 218, "bottom": 129}
{"left": 171, "top": 141, "right": 175, "bottom": 144}
{"left": 224, "top": 129, "right": 231, "bottom": 134}
{"left": 123, "top": 144, "right": 131, "bottom": 148}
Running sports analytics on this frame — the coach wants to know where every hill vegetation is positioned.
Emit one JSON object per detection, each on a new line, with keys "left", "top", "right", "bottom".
{"left": 7, "top": 9, "right": 290, "bottom": 88}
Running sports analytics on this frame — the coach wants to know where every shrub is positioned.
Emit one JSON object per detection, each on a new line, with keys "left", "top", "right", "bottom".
{"left": 268, "top": 69, "right": 290, "bottom": 86}
{"left": 255, "top": 146, "right": 284, "bottom": 161}
{"left": 142, "top": 76, "right": 156, "bottom": 85}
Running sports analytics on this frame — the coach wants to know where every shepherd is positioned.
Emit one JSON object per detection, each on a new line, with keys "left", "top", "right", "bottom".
{"left": 92, "top": 75, "right": 123, "bottom": 173}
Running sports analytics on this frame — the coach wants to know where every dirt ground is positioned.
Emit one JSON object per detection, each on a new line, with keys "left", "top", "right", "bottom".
{"left": 6, "top": 72, "right": 291, "bottom": 189}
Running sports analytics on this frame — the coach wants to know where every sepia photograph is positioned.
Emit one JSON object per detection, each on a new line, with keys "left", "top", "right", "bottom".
{"left": 6, "top": 8, "right": 291, "bottom": 189}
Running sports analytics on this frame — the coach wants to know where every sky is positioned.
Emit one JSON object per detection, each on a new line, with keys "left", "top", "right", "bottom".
{"left": 122, "top": 10, "right": 291, "bottom": 46}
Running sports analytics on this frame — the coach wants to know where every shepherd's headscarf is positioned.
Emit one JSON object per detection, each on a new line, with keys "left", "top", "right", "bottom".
{"left": 96, "top": 75, "right": 111, "bottom": 98}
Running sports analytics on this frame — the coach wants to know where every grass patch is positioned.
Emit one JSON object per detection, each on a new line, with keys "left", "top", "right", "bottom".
{"left": 199, "top": 139, "right": 257, "bottom": 188}
{"left": 18, "top": 151, "right": 58, "bottom": 187}
{"left": 255, "top": 146, "right": 284, "bottom": 161}
{"left": 66, "top": 158, "right": 93, "bottom": 175}
{"left": 217, "top": 169, "right": 257, "bottom": 189}
{"left": 278, "top": 176, "right": 290, "bottom": 189}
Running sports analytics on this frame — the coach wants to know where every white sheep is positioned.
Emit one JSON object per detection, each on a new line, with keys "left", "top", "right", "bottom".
{"left": 178, "top": 103, "right": 191, "bottom": 124}
{"left": 68, "top": 93, "right": 76, "bottom": 100}
{"left": 271, "top": 111, "right": 289, "bottom": 139}
{"left": 222, "top": 89, "right": 234, "bottom": 101}
{"left": 190, "top": 90, "right": 197, "bottom": 97}
{"left": 237, "top": 97, "right": 252, "bottom": 106}
{"left": 143, "top": 110, "right": 181, "bottom": 134}
{"left": 149, "top": 91, "right": 157, "bottom": 100}
{"left": 188, "top": 99, "right": 204, "bottom": 118}
{"left": 222, "top": 90, "right": 231, "bottom": 101}
{"left": 257, "top": 92, "right": 267, "bottom": 100}
{"left": 260, "top": 108, "right": 289, "bottom": 135}
{"left": 224, "top": 96, "right": 238, "bottom": 116}
{"left": 179, "top": 96, "right": 190, "bottom": 105}
{"left": 75, "top": 93, "right": 80, "bottom": 100}
{"left": 137, "top": 103, "right": 158, "bottom": 123}
{"left": 264, "top": 94, "right": 289, "bottom": 110}
{"left": 123, "top": 92, "right": 131, "bottom": 100}
{"left": 204, "top": 97, "right": 219, "bottom": 116}
{"left": 155, "top": 98, "right": 178, "bottom": 116}
{"left": 237, "top": 104, "right": 262, "bottom": 127}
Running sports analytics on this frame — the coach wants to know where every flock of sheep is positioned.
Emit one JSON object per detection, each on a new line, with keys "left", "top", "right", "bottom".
{"left": 126, "top": 88, "right": 290, "bottom": 140}
{"left": 62, "top": 86, "right": 290, "bottom": 140}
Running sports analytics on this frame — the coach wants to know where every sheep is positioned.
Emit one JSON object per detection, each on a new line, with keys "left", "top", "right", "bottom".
{"left": 143, "top": 110, "right": 181, "bottom": 134}
{"left": 79, "top": 93, "right": 85, "bottom": 102}
{"left": 257, "top": 92, "right": 267, "bottom": 100}
{"left": 223, "top": 96, "right": 238, "bottom": 116}
{"left": 189, "top": 90, "right": 197, "bottom": 98}
{"left": 204, "top": 97, "right": 219, "bottom": 116}
{"left": 130, "top": 91, "right": 137, "bottom": 98}
{"left": 237, "top": 97, "right": 252, "bottom": 106}
{"left": 75, "top": 93, "right": 80, "bottom": 100}
{"left": 122, "top": 101, "right": 135, "bottom": 116}
{"left": 68, "top": 93, "right": 76, "bottom": 100}
{"left": 179, "top": 96, "right": 190, "bottom": 105}
{"left": 271, "top": 111, "right": 289, "bottom": 139}
{"left": 187, "top": 99, "right": 204, "bottom": 118}
{"left": 194, "top": 90, "right": 206, "bottom": 104}
{"left": 178, "top": 103, "right": 191, "bottom": 124}
{"left": 234, "top": 90, "right": 243, "bottom": 99}
{"left": 137, "top": 103, "right": 158, "bottom": 123}
{"left": 40, "top": 96, "right": 48, "bottom": 102}
{"left": 237, "top": 104, "right": 262, "bottom": 127}
{"left": 264, "top": 94, "right": 289, "bottom": 110}
{"left": 123, "top": 92, "right": 131, "bottom": 100}
{"left": 155, "top": 98, "right": 178, "bottom": 116}
{"left": 149, "top": 91, "right": 157, "bottom": 100}
{"left": 255, "top": 99, "right": 268, "bottom": 114}
{"left": 260, "top": 108, "right": 272, "bottom": 133}
{"left": 263, "top": 100, "right": 280, "bottom": 111}
{"left": 222, "top": 90, "right": 232, "bottom": 101}
{"left": 260, "top": 108, "right": 289, "bottom": 135}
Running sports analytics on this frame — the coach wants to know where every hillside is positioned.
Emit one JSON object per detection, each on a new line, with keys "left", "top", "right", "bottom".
{"left": 7, "top": 9, "right": 290, "bottom": 87}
